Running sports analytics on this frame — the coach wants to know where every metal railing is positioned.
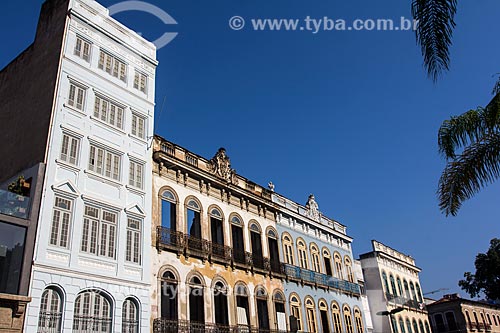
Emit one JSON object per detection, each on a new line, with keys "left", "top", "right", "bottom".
{"left": 37, "top": 312, "right": 62, "bottom": 333}
{"left": 282, "top": 264, "right": 361, "bottom": 296}
{"left": 385, "top": 293, "right": 427, "bottom": 311}
{"left": 72, "top": 316, "right": 112, "bottom": 332}
{"left": 153, "top": 319, "right": 289, "bottom": 333}
{"left": 122, "top": 319, "right": 140, "bottom": 333}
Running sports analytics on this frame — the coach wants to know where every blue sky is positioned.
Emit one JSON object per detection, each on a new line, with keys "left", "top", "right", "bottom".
{"left": 1, "top": 0, "right": 499, "bottom": 299}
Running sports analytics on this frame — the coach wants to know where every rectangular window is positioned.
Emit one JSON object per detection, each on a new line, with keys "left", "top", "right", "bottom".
{"left": 128, "top": 161, "right": 144, "bottom": 189}
{"left": 133, "top": 71, "right": 147, "bottom": 94}
{"left": 49, "top": 197, "right": 72, "bottom": 248}
{"left": 98, "top": 50, "right": 127, "bottom": 82}
{"left": 94, "top": 96, "right": 124, "bottom": 129}
{"left": 131, "top": 113, "right": 146, "bottom": 139}
{"left": 88, "top": 145, "right": 121, "bottom": 181}
{"left": 74, "top": 37, "right": 91, "bottom": 62}
{"left": 126, "top": 218, "right": 141, "bottom": 264}
{"left": 68, "top": 83, "right": 86, "bottom": 111}
{"left": 81, "top": 205, "right": 117, "bottom": 259}
{"left": 60, "top": 133, "right": 80, "bottom": 166}
{"left": 0, "top": 221, "right": 26, "bottom": 294}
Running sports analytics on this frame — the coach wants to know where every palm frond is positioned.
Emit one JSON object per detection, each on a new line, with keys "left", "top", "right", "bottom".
{"left": 483, "top": 92, "right": 500, "bottom": 130}
{"left": 437, "top": 109, "right": 485, "bottom": 159}
{"left": 438, "top": 133, "right": 500, "bottom": 216}
{"left": 492, "top": 74, "right": 500, "bottom": 96}
{"left": 412, "top": 0, "right": 457, "bottom": 81}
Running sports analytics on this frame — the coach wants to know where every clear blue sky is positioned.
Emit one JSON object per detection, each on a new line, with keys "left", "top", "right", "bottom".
{"left": 2, "top": 0, "right": 499, "bottom": 299}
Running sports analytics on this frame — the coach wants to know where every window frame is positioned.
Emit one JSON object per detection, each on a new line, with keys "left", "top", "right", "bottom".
{"left": 131, "top": 112, "right": 147, "bottom": 140}
{"left": 80, "top": 204, "right": 118, "bottom": 259}
{"left": 74, "top": 36, "right": 91, "bottom": 62}
{"left": 67, "top": 82, "right": 87, "bottom": 112}
{"left": 98, "top": 50, "right": 127, "bottom": 82}
{"left": 49, "top": 196, "right": 73, "bottom": 249}
{"left": 88, "top": 143, "right": 122, "bottom": 181}
{"left": 126, "top": 217, "right": 142, "bottom": 264}
{"left": 133, "top": 71, "right": 148, "bottom": 94}
{"left": 128, "top": 159, "right": 145, "bottom": 190}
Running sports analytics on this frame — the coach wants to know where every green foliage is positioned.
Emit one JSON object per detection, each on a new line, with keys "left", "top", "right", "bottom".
{"left": 459, "top": 239, "right": 500, "bottom": 301}
{"left": 437, "top": 93, "right": 500, "bottom": 216}
{"left": 8, "top": 175, "right": 25, "bottom": 195}
{"left": 411, "top": 0, "right": 457, "bottom": 81}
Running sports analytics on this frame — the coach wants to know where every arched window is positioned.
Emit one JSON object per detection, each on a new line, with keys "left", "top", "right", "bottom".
{"left": 334, "top": 253, "right": 343, "bottom": 280}
{"left": 481, "top": 313, "right": 486, "bottom": 325}
{"left": 213, "top": 281, "right": 228, "bottom": 326}
{"left": 282, "top": 234, "right": 294, "bottom": 265}
{"left": 446, "top": 312, "right": 458, "bottom": 331}
{"left": 73, "top": 290, "right": 112, "bottom": 332}
{"left": 186, "top": 198, "right": 202, "bottom": 247}
{"left": 319, "top": 300, "right": 331, "bottom": 333}
{"left": 250, "top": 222, "right": 264, "bottom": 269}
{"left": 434, "top": 313, "right": 446, "bottom": 332}
{"left": 473, "top": 312, "right": 479, "bottom": 326}
{"left": 332, "top": 302, "right": 342, "bottom": 333}
{"left": 403, "top": 280, "right": 410, "bottom": 299}
{"left": 406, "top": 318, "right": 413, "bottom": 333}
{"left": 267, "top": 228, "right": 280, "bottom": 273}
{"left": 493, "top": 314, "right": 498, "bottom": 326}
{"left": 323, "top": 249, "right": 333, "bottom": 276}
{"left": 122, "top": 298, "right": 139, "bottom": 333}
{"left": 412, "top": 319, "right": 419, "bottom": 333}
{"left": 419, "top": 320, "right": 425, "bottom": 333}
{"left": 409, "top": 282, "right": 416, "bottom": 301}
{"left": 305, "top": 298, "right": 318, "bottom": 333}
{"left": 290, "top": 295, "right": 303, "bottom": 331}
{"left": 392, "top": 316, "right": 399, "bottom": 333}
{"left": 424, "top": 321, "right": 431, "bottom": 333}
{"left": 255, "top": 286, "right": 269, "bottom": 330}
{"left": 38, "top": 287, "right": 63, "bottom": 333}
{"left": 399, "top": 317, "right": 406, "bottom": 333}
{"left": 161, "top": 270, "right": 178, "bottom": 321}
{"left": 345, "top": 256, "right": 354, "bottom": 282}
{"left": 382, "top": 272, "right": 390, "bottom": 295}
{"left": 415, "top": 283, "right": 423, "bottom": 303}
{"left": 343, "top": 305, "right": 354, "bottom": 333}
{"left": 397, "top": 277, "right": 404, "bottom": 297}
{"left": 160, "top": 189, "right": 177, "bottom": 230}
{"left": 311, "top": 244, "right": 321, "bottom": 273}
{"left": 231, "top": 215, "right": 245, "bottom": 265}
{"left": 297, "top": 239, "right": 308, "bottom": 269}
{"left": 354, "top": 308, "right": 364, "bottom": 333}
{"left": 209, "top": 207, "right": 225, "bottom": 259}
{"left": 235, "top": 283, "right": 250, "bottom": 327}
{"left": 189, "top": 275, "right": 204, "bottom": 324}
{"left": 273, "top": 290, "right": 287, "bottom": 331}
{"left": 487, "top": 313, "right": 492, "bottom": 325}
{"left": 465, "top": 310, "right": 471, "bottom": 325}
{"left": 390, "top": 274, "right": 397, "bottom": 296}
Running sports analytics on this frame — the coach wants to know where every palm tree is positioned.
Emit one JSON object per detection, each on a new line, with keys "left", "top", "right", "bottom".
{"left": 411, "top": 0, "right": 457, "bottom": 81}
{"left": 437, "top": 93, "right": 500, "bottom": 216}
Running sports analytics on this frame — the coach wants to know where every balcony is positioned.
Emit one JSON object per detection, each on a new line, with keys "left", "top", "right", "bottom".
{"left": 153, "top": 319, "right": 289, "bottom": 333}
{"left": 0, "top": 189, "right": 30, "bottom": 219}
{"left": 157, "top": 227, "right": 282, "bottom": 277}
{"left": 385, "top": 293, "right": 427, "bottom": 311}
{"left": 282, "top": 263, "right": 361, "bottom": 296}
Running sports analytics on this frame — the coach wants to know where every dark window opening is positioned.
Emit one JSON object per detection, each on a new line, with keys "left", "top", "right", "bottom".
{"left": 232, "top": 225, "right": 245, "bottom": 264}
{"left": 161, "top": 200, "right": 176, "bottom": 230}
{"left": 0, "top": 221, "right": 26, "bottom": 294}
{"left": 251, "top": 231, "right": 264, "bottom": 269}
{"left": 324, "top": 257, "right": 333, "bottom": 276}
{"left": 214, "top": 283, "right": 228, "bottom": 326}
{"left": 268, "top": 237, "right": 280, "bottom": 272}
{"left": 257, "top": 299, "right": 270, "bottom": 330}
{"left": 320, "top": 309, "right": 331, "bottom": 333}
{"left": 161, "top": 272, "right": 178, "bottom": 321}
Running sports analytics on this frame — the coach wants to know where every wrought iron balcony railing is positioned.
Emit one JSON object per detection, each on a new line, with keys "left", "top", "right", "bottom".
{"left": 385, "top": 293, "right": 427, "bottom": 311}
{"left": 157, "top": 227, "right": 284, "bottom": 277}
{"left": 282, "top": 263, "right": 361, "bottom": 296}
{"left": 37, "top": 312, "right": 62, "bottom": 333}
{"left": 72, "top": 316, "right": 112, "bottom": 333}
{"left": 153, "top": 319, "right": 290, "bottom": 333}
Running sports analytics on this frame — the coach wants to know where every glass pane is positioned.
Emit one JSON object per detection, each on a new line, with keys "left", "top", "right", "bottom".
{"left": 0, "top": 221, "right": 26, "bottom": 294}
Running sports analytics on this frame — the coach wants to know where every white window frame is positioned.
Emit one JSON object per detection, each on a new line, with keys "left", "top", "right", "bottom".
{"left": 93, "top": 95, "right": 125, "bottom": 130}
{"left": 126, "top": 217, "right": 142, "bottom": 264}
{"left": 68, "top": 83, "right": 86, "bottom": 111}
{"left": 74, "top": 36, "right": 91, "bottom": 62}
{"left": 98, "top": 50, "right": 127, "bottom": 82}
{"left": 88, "top": 144, "right": 122, "bottom": 181}
{"left": 133, "top": 71, "right": 147, "bottom": 94}
{"left": 60, "top": 133, "right": 80, "bottom": 166}
{"left": 128, "top": 160, "right": 144, "bottom": 190}
{"left": 131, "top": 112, "right": 146, "bottom": 140}
{"left": 80, "top": 204, "right": 117, "bottom": 259}
{"left": 49, "top": 196, "right": 73, "bottom": 248}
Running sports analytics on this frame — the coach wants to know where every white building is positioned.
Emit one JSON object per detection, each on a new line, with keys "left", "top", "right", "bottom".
{"left": 0, "top": 0, "right": 157, "bottom": 331}
{"left": 360, "top": 240, "right": 431, "bottom": 333}
{"left": 354, "top": 259, "right": 375, "bottom": 333}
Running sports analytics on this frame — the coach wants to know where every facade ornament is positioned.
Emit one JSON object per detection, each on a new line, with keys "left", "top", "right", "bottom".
{"left": 268, "top": 181, "right": 275, "bottom": 192}
{"left": 305, "top": 194, "right": 321, "bottom": 222}
{"left": 209, "top": 148, "right": 236, "bottom": 183}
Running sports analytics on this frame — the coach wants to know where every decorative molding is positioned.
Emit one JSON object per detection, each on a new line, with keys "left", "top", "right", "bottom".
{"left": 305, "top": 194, "right": 321, "bottom": 222}
{"left": 51, "top": 180, "right": 80, "bottom": 198}
{"left": 208, "top": 148, "right": 237, "bottom": 183}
